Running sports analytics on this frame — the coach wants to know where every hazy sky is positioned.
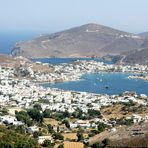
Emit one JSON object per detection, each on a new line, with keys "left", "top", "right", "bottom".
{"left": 0, "top": 0, "right": 148, "bottom": 33}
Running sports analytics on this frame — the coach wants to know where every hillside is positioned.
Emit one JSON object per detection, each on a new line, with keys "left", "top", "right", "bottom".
{"left": 11, "top": 23, "right": 145, "bottom": 58}
{"left": 89, "top": 123, "right": 148, "bottom": 147}
{"left": 139, "top": 32, "right": 148, "bottom": 38}
{"left": 122, "top": 47, "right": 148, "bottom": 64}
{"left": 0, "top": 125, "right": 39, "bottom": 147}
{"left": 0, "top": 54, "right": 31, "bottom": 68}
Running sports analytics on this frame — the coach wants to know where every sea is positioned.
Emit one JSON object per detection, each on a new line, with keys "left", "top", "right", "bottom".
{"left": 0, "top": 33, "right": 148, "bottom": 95}
{"left": 42, "top": 72, "right": 148, "bottom": 95}
{"left": 0, "top": 32, "right": 38, "bottom": 55}
{"left": 31, "top": 58, "right": 113, "bottom": 65}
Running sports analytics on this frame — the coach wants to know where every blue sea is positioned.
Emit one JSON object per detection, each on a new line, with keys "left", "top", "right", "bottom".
{"left": 32, "top": 58, "right": 113, "bottom": 65}
{"left": 0, "top": 33, "right": 148, "bottom": 95}
{"left": 0, "top": 32, "right": 38, "bottom": 54}
{"left": 43, "top": 72, "right": 148, "bottom": 95}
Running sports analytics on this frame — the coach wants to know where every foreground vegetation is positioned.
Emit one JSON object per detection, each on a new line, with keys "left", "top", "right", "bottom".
{"left": 0, "top": 125, "right": 40, "bottom": 148}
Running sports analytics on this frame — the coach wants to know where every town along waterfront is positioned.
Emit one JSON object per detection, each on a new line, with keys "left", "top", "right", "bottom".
{"left": 31, "top": 58, "right": 113, "bottom": 65}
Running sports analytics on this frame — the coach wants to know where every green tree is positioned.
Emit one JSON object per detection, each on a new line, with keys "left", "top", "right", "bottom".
{"left": 72, "top": 108, "right": 83, "bottom": 119}
{"left": 33, "top": 103, "right": 42, "bottom": 111}
{"left": 63, "top": 110, "right": 70, "bottom": 118}
{"left": 0, "top": 107, "right": 8, "bottom": 115}
{"left": 42, "top": 139, "right": 53, "bottom": 148}
{"left": 53, "top": 132, "right": 64, "bottom": 140}
{"left": 62, "top": 120, "right": 70, "bottom": 128}
{"left": 47, "top": 124, "right": 54, "bottom": 134}
{"left": 43, "top": 109, "right": 51, "bottom": 118}
{"left": 0, "top": 125, "right": 40, "bottom": 148}
{"left": 33, "top": 131, "right": 42, "bottom": 138}
{"left": 52, "top": 112, "right": 65, "bottom": 121}
{"left": 58, "top": 144, "right": 64, "bottom": 148}
{"left": 27, "top": 108, "right": 43, "bottom": 123}
{"left": 88, "top": 130, "right": 99, "bottom": 137}
{"left": 102, "top": 138, "right": 110, "bottom": 147}
{"left": 15, "top": 125, "right": 26, "bottom": 134}
{"left": 97, "top": 122, "right": 106, "bottom": 133}
{"left": 15, "top": 110, "right": 32, "bottom": 126}
{"left": 88, "top": 109, "right": 101, "bottom": 119}
{"left": 77, "top": 131, "right": 83, "bottom": 141}
{"left": 91, "top": 142, "right": 102, "bottom": 148}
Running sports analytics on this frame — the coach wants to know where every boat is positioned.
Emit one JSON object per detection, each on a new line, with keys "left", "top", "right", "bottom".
{"left": 105, "top": 86, "right": 109, "bottom": 89}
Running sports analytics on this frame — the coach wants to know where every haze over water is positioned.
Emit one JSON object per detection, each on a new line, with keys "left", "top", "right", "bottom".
{"left": 0, "top": 32, "right": 38, "bottom": 54}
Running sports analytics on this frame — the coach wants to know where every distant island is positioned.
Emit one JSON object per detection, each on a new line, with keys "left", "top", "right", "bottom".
{"left": 11, "top": 23, "right": 148, "bottom": 65}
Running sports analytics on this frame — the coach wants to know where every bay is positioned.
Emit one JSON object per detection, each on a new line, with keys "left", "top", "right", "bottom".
{"left": 0, "top": 33, "right": 147, "bottom": 96}
{"left": 32, "top": 58, "right": 113, "bottom": 65}
{"left": 42, "top": 72, "right": 148, "bottom": 95}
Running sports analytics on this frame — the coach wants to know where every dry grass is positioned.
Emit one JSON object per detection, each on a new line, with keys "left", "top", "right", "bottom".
{"left": 54, "top": 142, "right": 84, "bottom": 148}
{"left": 44, "top": 118, "right": 59, "bottom": 126}
{"left": 101, "top": 104, "right": 148, "bottom": 119}
{"left": 63, "top": 133, "right": 77, "bottom": 140}
{"left": 0, "top": 55, "right": 22, "bottom": 68}
{"left": 30, "top": 63, "right": 53, "bottom": 73}
{"left": 8, "top": 107, "right": 24, "bottom": 115}
{"left": 0, "top": 55, "right": 53, "bottom": 74}
{"left": 83, "top": 133, "right": 88, "bottom": 139}
{"left": 64, "top": 141, "right": 84, "bottom": 148}
{"left": 89, "top": 123, "right": 148, "bottom": 147}
{"left": 101, "top": 104, "right": 128, "bottom": 119}
{"left": 62, "top": 133, "right": 88, "bottom": 141}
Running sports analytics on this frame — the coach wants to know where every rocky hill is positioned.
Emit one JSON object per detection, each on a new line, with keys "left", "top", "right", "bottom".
{"left": 89, "top": 123, "right": 148, "bottom": 147}
{"left": 121, "top": 47, "right": 148, "bottom": 65}
{"left": 11, "top": 23, "right": 146, "bottom": 59}
{"left": 139, "top": 32, "right": 148, "bottom": 38}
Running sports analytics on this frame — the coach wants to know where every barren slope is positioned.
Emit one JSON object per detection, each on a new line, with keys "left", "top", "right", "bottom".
{"left": 11, "top": 23, "right": 144, "bottom": 58}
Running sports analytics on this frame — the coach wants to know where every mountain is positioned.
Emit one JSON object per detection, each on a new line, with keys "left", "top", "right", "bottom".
{"left": 11, "top": 23, "right": 146, "bottom": 58}
{"left": 139, "top": 32, "right": 148, "bottom": 38}
{"left": 103, "top": 46, "right": 148, "bottom": 65}
{"left": 121, "top": 47, "right": 148, "bottom": 65}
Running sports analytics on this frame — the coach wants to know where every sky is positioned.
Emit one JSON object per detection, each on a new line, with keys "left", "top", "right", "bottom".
{"left": 0, "top": 0, "right": 148, "bottom": 34}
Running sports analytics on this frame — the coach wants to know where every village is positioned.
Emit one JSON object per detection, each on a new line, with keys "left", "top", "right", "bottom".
{"left": 0, "top": 59, "right": 148, "bottom": 147}
{"left": 29, "top": 60, "right": 148, "bottom": 82}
